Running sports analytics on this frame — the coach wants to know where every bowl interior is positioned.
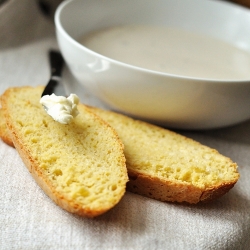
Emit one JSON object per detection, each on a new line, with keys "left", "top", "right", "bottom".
{"left": 57, "top": 0, "right": 250, "bottom": 55}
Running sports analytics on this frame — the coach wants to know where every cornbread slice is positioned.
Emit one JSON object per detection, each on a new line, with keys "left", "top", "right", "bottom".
{"left": 0, "top": 86, "right": 128, "bottom": 217}
{"left": 89, "top": 107, "right": 239, "bottom": 204}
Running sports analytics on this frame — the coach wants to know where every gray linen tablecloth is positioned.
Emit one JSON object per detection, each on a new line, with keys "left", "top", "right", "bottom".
{"left": 0, "top": 1, "right": 250, "bottom": 249}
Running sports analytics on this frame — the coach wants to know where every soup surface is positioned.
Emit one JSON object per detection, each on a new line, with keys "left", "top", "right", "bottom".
{"left": 79, "top": 25, "right": 250, "bottom": 80}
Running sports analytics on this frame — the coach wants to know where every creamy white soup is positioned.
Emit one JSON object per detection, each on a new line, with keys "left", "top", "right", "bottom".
{"left": 79, "top": 25, "right": 250, "bottom": 80}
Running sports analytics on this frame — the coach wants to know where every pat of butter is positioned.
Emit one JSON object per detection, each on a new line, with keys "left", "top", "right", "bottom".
{"left": 40, "top": 93, "right": 79, "bottom": 124}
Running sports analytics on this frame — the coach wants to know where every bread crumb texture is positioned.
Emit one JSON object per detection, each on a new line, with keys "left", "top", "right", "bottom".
{"left": 1, "top": 86, "right": 128, "bottom": 217}
{"left": 91, "top": 107, "right": 239, "bottom": 203}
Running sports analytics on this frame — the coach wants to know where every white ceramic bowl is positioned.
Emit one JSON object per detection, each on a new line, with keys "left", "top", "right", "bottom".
{"left": 55, "top": 0, "right": 250, "bottom": 130}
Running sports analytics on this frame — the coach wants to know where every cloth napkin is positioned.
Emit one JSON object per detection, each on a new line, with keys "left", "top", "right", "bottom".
{"left": 0, "top": 1, "right": 250, "bottom": 249}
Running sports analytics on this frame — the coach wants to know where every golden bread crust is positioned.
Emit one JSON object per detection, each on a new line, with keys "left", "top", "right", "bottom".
{"left": 127, "top": 169, "right": 237, "bottom": 204}
{"left": 0, "top": 109, "right": 14, "bottom": 147}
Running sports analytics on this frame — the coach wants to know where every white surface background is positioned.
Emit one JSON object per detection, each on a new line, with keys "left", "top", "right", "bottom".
{"left": 0, "top": 1, "right": 250, "bottom": 249}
